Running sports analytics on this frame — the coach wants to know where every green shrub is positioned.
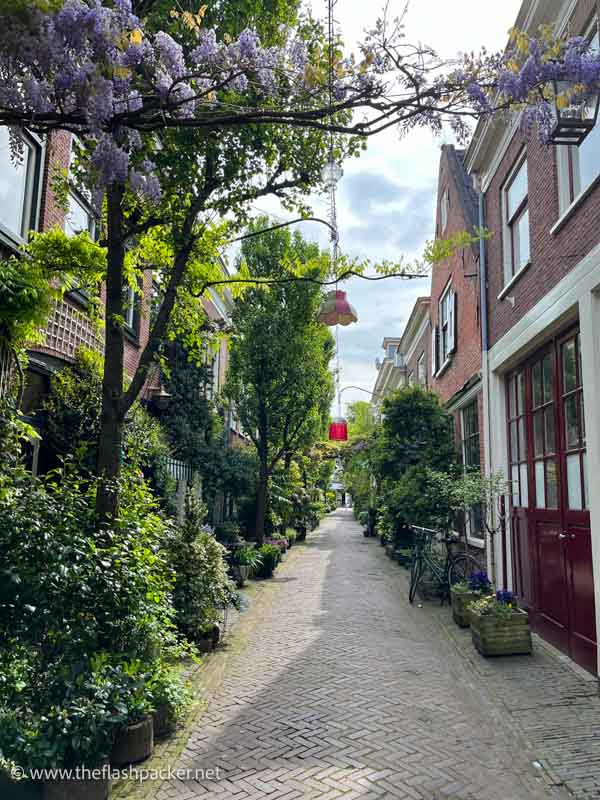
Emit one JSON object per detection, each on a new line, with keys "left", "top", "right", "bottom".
{"left": 284, "top": 528, "right": 297, "bottom": 547}
{"left": 232, "top": 544, "right": 263, "bottom": 573}
{"left": 256, "top": 544, "right": 281, "bottom": 579}
{"left": 168, "top": 493, "right": 239, "bottom": 641}
{"left": 214, "top": 520, "right": 242, "bottom": 545}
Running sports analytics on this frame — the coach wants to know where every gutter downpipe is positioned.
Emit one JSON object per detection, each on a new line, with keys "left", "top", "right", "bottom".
{"left": 476, "top": 179, "right": 502, "bottom": 587}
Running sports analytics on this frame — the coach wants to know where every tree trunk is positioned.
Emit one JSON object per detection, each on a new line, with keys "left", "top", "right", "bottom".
{"left": 95, "top": 184, "right": 126, "bottom": 522}
{"left": 254, "top": 453, "right": 268, "bottom": 545}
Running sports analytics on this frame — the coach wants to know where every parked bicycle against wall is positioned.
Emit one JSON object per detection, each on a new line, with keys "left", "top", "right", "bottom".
{"left": 408, "top": 526, "right": 481, "bottom": 605}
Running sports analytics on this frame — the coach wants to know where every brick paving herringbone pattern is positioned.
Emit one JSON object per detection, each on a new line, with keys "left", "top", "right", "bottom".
{"left": 156, "top": 510, "right": 567, "bottom": 800}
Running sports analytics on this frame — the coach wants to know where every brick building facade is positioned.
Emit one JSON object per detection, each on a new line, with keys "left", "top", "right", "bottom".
{"left": 465, "top": 0, "right": 600, "bottom": 673}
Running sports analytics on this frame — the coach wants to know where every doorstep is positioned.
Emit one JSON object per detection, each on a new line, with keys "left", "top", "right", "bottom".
{"left": 433, "top": 603, "right": 600, "bottom": 800}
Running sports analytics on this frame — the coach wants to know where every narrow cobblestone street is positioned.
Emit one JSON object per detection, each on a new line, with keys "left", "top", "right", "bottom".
{"left": 152, "top": 510, "right": 574, "bottom": 800}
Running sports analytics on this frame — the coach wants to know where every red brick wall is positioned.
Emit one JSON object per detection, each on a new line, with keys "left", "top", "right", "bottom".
{"left": 39, "top": 131, "right": 71, "bottom": 232}
{"left": 485, "top": 2, "right": 600, "bottom": 349}
{"left": 430, "top": 148, "right": 482, "bottom": 404}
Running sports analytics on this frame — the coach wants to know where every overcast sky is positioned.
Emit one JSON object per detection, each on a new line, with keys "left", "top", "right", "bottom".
{"left": 251, "top": 0, "right": 522, "bottom": 414}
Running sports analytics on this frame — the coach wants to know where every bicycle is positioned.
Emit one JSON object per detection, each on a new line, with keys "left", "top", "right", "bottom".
{"left": 408, "top": 525, "right": 482, "bottom": 605}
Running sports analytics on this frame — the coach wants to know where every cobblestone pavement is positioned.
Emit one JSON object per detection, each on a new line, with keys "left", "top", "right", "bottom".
{"left": 152, "top": 509, "right": 574, "bottom": 800}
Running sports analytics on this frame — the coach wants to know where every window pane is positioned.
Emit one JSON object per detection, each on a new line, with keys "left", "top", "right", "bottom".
{"left": 517, "top": 371, "right": 525, "bottom": 415}
{"left": 564, "top": 394, "right": 579, "bottom": 449}
{"left": 535, "top": 460, "right": 545, "bottom": 508}
{"left": 518, "top": 417, "right": 527, "bottom": 459}
{"left": 567, "top": 453, "right": 583, "bottom": 510}
{"left": 545, "top": 407, "right": 555, "bottom": 453}
{"left": 512, "top": 464, "right": 520, "bottom": 506}
{"left": 543, "top": 354, "right": 554, "bottom": 402}
{"left": 532, "top": 362, "right": 542, "bottom": 408}
{"left": 546, "top": 460, "right": 558, "bottom": 509}
{"left": 520, "top": 462, "right": 528, "bottom": 507}
{"left": 583, "top": 451, "right": 589, "bottom": 508}
{"left": 510, "top": 421, "right": 518, "bottom": 461}
{"left": 0, "top": 127, "right": 30, "bottom": 237}
{"left": 533, "top": 411, "right": 544, "bottom": 457}
{"left": 562, "top": 339, "right": 577, "bottom": 393}
{"left": 65, "top": 193, "right": 92, "bottom": 237}
{"left": 515, "top": 207, "right": 530, "bottom": 270}
{"left": 508, "top": 376, "right": 516, "bottom": 418}
{"left": 507, "top": 160, "right": 528, "bottom": 218}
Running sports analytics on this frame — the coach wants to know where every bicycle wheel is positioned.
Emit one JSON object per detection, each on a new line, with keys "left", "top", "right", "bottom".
{"left": 409, "top": 555, "right": 422, "bottom": 604}
{"left": 448, "top": 553, "right": 481, "bottom": 587}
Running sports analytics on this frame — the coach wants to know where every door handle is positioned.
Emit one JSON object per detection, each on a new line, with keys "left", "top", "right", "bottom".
{"left": 558, "top": 532, "right": 568, "bottom": 540}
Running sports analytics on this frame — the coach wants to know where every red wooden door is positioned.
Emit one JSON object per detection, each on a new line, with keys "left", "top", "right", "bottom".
{"left": 507, "top": 329, "right": 596, "bottom": 674}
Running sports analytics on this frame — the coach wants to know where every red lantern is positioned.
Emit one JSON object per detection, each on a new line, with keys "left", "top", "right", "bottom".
{"left": 317, "top": 290, "right": 358, "bottom": 327}
{"left": 329, "top": 418, "right": 348, "bottom": 441}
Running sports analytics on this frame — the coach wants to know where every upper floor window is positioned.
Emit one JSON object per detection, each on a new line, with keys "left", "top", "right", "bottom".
{"left": 385, "top": 343, "right": 397, "bottom": 359}
{"left": 503, "top": 156, "right": 530, "bottom": 282}
{"left": 417, "top": 351, "right": 427, "bottom": 386}
{"left": 557, "top": 30, "right": 600, "bottom": 214}
{"left": 0, "top": 128, "right": 42, "bottom": 243}
{"left": 440, "top": 187, "right": 449, "bottom": 232}
{"left": 123, "top": 282, "right": 142, "bottom": 339}
{"left": 407, "top": 371, "right": 415, "bottom": 386}
{"left": 439, "top": 282, "right": 456, "bottom": 364}
{"left": 65, "top": 191, "right": 95, "bottom": 238}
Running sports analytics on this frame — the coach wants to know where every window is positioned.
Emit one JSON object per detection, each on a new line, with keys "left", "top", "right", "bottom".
{"left": 407, "top": 371, "right": 415, "bottom": 386}
{"left": 440, "top": 187, "right": 449, "bottom": 231}
{"left": 386, "top": 343, "right": 397, "bottom": 359}
{"left": 0, "top": 127, "right": 41, "bottom": 242}
{"left": 503, "top": 156, "right": 530, "bottom": 281}
{"left": 561, "top": 334, "right": 587, "bottom": 510}
{"left": 461, "top": 399, "right": 483, "bottom": 540}
{"left": 507, "top": 369, "right": 528, "bottom": 508}
{"left": 461, "top": 400, "right": 481, "bottom": 469}
{"left": 417, "top": 352, "right": 427, "bottom": 386}
{"left": 65, "top": 191, "right": 95, "bottom": 237}
{"left": 123, "top": 283, "right": 140, "bottom": 337}
{"left": 439, "top": 283, "right": 456, "bottom": 364}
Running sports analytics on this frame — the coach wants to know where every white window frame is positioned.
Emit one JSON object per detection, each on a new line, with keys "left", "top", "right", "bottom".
{"left": 556, "top": 26, "right": 600, "bottom": 220}
{"left": 440, "top": 186, "right": 449, "bottom": 232}
{"left": 124, "top": 284, "right": 137, "bottom": 331}
{"left": 439, "top": 282, "right": 456, "bottom": 366}
{"left": 417, "top": 351, "right": 427, "bottom": 386}
{"left": 407, "top": 370, "right": 415, "bottom": 386}
{"left": 460, "top": 398, "right": 485, "bottom": 548}
{"left": 501, "top": 153, "right": 530, "bottom": 287}
{"left": 0, "top": 128, "right": 43, "bottom": 246}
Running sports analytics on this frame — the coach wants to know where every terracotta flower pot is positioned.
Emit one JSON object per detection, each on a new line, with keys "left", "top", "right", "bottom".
{"left": 470, "top": 606, "right": 532, "bottom": 656}
{"left": 111, "top": 716, "right": 154, "bottom": 765}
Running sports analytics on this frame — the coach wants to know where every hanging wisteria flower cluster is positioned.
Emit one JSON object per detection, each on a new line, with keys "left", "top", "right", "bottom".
{"left": 2, "top": 2, "right": 600, "bottom": 203}
{"left": 464, "top": 26, "right": 600, "bottom": 142}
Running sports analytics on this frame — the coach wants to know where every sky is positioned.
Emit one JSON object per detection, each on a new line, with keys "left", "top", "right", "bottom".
{"left": 251, "top": 0, "right": 522, "bottom": 414}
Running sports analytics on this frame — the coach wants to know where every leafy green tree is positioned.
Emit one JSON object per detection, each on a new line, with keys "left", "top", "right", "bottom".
{"left": 347, "top": 400, "right": 376, "bottom": 438}
{"left": 223, "top": 221, "right": 334, "bottom": 542}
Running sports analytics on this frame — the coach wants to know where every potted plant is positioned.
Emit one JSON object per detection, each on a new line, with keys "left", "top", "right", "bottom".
{"left": 450, "top": 570, "right": 494, "bottom": 628}
{"left": 148, "top": 667, "right": 193, "bottom": 739}
{"left": 256, "top": 543, "right": 281, "bottom": 578}
{"left": 231, "top": 544, "right": 263, "bottom": 586}
{"left": 110, "top": 662, "right": 154, "bottom": 766}
{"left": 470, "top": 591, "right": 532, "bottom": 656}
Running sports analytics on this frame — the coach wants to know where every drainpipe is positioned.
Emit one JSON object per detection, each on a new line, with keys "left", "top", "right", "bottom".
{"left": 476, "top": 179, "right": 500, "bottom": 586}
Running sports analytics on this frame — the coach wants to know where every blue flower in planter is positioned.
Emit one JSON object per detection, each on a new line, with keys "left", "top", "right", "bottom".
{"left": 468, "top": 571, "right": 492, "bottom": 593}
{"left": 496, "top": 589, "right": 516, "bottom": 605}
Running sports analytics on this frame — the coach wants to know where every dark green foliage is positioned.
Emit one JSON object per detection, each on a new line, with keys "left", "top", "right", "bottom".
{"left": 42, "top": 349, "right": 177, "bottom": 511}
{"left": 256, "top": 544, "right": 281, "bottom": 578}
{"left": 168, "top": 492, "right": 239, "bottom": 641}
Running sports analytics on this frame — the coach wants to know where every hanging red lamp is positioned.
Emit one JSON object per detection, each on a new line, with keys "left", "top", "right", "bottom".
{"left": 329, "top": 417, "right": 348, "bottom": 441}
{"left": 317, "top": 290, "right": 358, "bottom": 327}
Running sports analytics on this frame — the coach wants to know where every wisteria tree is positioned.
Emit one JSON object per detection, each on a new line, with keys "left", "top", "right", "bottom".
{"left": 1, "top": 0, "right": 599, "bottom": 519}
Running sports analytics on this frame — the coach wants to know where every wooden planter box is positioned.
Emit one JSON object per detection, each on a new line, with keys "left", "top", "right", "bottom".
{"left": 43, "top": 771, "right": 109, "bottom": 800}
{"left": 470, "top": 607, "right": 532, "bottom": 656}
{"left": 450, "top": 588, "right": 480, "bottom": 628}
{"left": 111, "top": 716, "right": 154, "bottom": 765}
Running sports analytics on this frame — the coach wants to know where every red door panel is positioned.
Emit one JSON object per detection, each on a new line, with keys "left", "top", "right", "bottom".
{"left": 533, "top": 520, "right": 570, "bottom": 652}
{"left": 566, "top": 525, "right": 597, "bottom": 674}
{"left": 511, "top": 512, "right": 535, "bottom": 609}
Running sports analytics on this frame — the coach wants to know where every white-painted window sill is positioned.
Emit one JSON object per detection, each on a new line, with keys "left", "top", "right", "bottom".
{"left": 435, "top": 357, "right": 453, "bottom": 378}
{"left": 551, "top": 172, "right": 600, "bottom": 236}
{"left": 498, "top": 261, "right": 532, "bottom": 300}
{"left": 467, "top": 535, "right": 486, "bottom": 550}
